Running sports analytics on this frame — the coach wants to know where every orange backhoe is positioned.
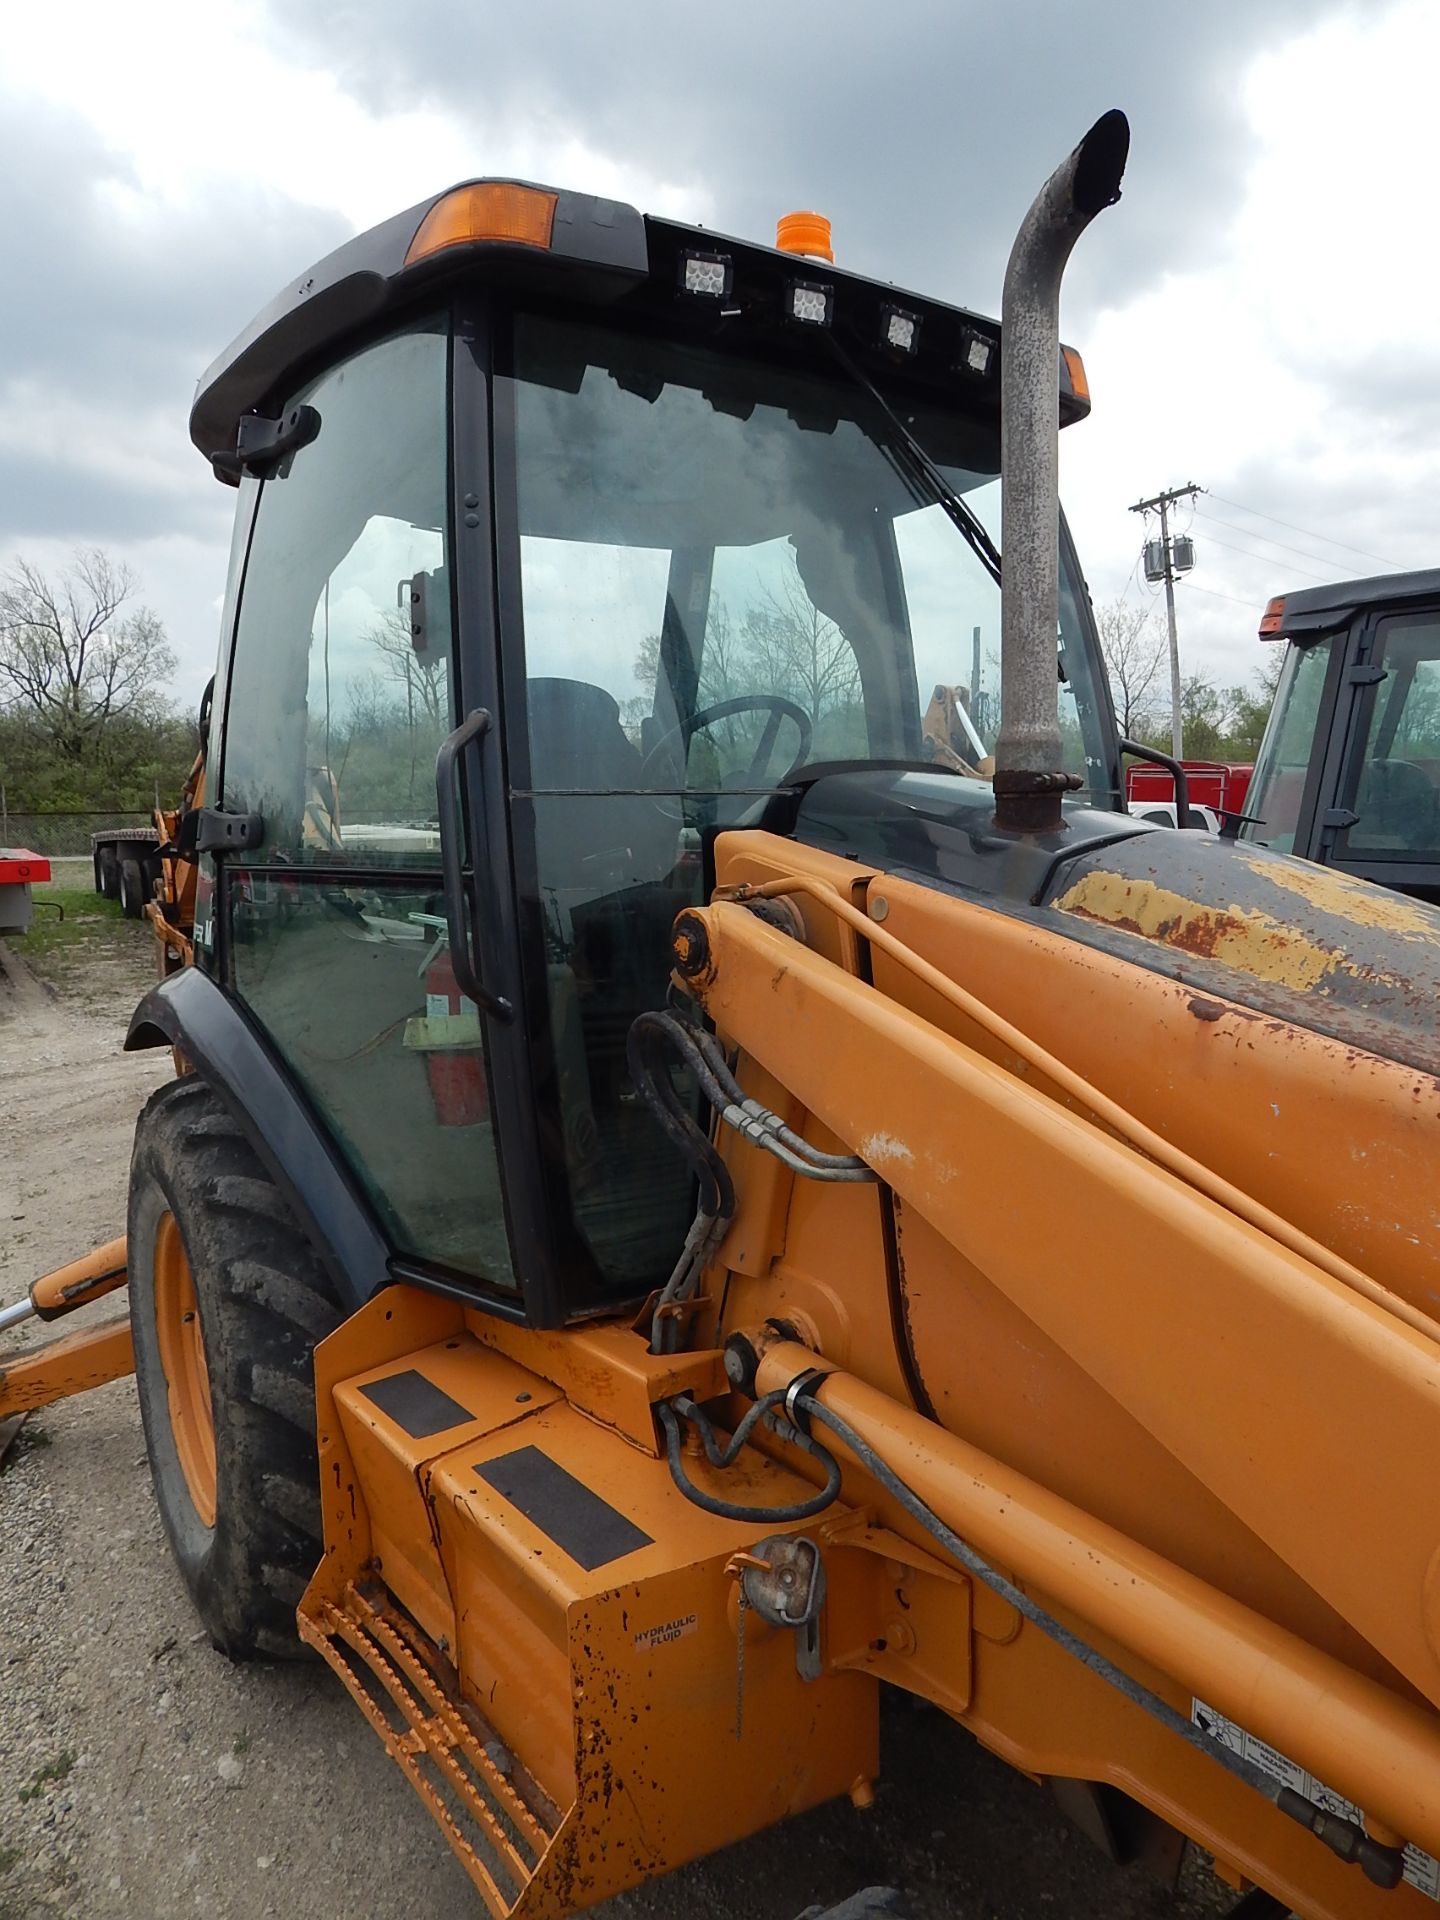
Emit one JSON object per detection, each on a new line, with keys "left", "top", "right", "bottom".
{"left": 6, "top": 113, "right": 1440, "bottom": 1919}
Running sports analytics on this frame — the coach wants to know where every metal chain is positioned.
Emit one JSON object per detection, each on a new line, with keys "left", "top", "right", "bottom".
{"left": 734, "top": 1584, "right": 747, "bottom": 1743}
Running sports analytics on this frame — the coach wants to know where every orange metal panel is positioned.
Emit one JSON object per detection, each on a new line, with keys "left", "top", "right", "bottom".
{"left": 306, "top": 1286, "right": 879, "bottom": 1917}
{"left": 465, "top": 1317, "right": 729, "bottom": 1454}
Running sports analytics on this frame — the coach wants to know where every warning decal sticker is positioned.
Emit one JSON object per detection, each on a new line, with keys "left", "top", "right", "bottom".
{"left": 1191, "top": 1700, "right": 1439, "bottom": 1901}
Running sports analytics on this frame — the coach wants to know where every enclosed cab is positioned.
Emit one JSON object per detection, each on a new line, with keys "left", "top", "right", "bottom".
{"left": 1242, "top": 569, "right": 1440, "bottom": 900}
{"left": 176, "top": 175, "right": 1123, "bottom": 1332}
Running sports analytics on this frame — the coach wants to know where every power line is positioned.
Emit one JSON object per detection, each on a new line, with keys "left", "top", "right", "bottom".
{"left": 1189, "top": 529, "right": 1336, "bottom": 585}
{"left": 1177, "top": 579, "right": 1262, "bottom": 611}
{"left": 1206, "top": 491, "right": 1403, "bottom": 573}
{"left": 1194, "top": 503, "right": 1382, "bottom": 578}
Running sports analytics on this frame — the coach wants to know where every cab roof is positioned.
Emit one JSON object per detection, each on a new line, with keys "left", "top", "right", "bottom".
{"left": 1265, "top": 566, "right": 1440, "bottom": 639}
{"left": 190, "top": 176, "right": 1091, "bottom": 472}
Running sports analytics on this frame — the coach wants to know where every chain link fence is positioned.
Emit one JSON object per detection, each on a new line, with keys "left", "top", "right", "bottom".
{"left": 0, "top": 809, "right": 153, "bottom": 858}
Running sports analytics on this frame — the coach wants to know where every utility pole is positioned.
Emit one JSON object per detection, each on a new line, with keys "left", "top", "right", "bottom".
{"left": 1130, "top": 482, "right": 1201, "bottom": 759}
{"left": 970, "top": 626, "right": 982, "bottom": 716}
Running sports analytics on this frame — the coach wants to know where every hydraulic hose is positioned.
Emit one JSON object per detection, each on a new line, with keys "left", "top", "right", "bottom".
{"left": 657, "top": 1393, "right": 842, "bottom": 1524}
{"left": 792, "top": 1393, "right": 1403, "bottom": 1888}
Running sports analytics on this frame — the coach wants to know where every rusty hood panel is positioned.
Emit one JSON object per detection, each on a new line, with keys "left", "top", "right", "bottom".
{"left": 1048, "top": 831, "right": 1440, "bottom": 1076}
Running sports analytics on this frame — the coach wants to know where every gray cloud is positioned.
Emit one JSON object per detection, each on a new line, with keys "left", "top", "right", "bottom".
{"left": 0, "top": 93, "right": 348, "bottom": 559}
{"left": 259, "top": 0, "right": 1322, "bottom": 321}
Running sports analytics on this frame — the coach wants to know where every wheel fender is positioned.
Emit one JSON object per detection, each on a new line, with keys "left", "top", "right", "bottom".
{"left": 126, "top": 966, "right": 387, "bottom": 1313}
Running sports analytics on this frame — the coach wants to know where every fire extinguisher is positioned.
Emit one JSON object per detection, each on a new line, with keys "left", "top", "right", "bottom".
{"left": 416, "top": 941, "right": 488, "bottom": 1127}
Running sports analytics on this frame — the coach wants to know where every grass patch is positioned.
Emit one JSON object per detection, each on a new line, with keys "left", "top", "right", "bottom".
{"left": 232, "top": 1730, "right": 251, "bottom": 1757}
{"left": 5, "top": 880, "right": 140, "bottom": 963}
{"left": 0, "top": 1844, "right": 19, "bottom": 1874}
{"left": 17, "top": 1753, "right": 74, "bottom": 1804}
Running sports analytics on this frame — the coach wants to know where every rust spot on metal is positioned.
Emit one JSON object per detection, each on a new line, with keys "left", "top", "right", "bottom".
{"left": 1236, "top": 852, "right": 1440, "bottom": 941}
{"left": 1187, "top": 997, "right": 1226, "bottom": 1023}
{"left": 1054, "top": 870, "right": 1402, "bottom": 995}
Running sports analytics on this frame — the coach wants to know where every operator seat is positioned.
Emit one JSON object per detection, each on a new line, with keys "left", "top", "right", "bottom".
{"left": 526, "top": 677, "right": 679, "bottom": 890}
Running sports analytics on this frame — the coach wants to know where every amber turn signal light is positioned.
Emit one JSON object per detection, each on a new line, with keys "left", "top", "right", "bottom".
{"left": 406, "top": 184, "right": 558, "bottom": 264}
{"left": 1259, "top": 595, "right": 1286, "bottom": 638}
{"left": 1061, "top": 346, "right": 1090, "bottom": 406}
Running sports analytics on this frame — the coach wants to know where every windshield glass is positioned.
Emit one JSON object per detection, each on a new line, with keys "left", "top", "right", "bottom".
{"left": 499, "top": 309, "right": 1112, "bottom": 1302}
{"left": 1242, "top": 639, "right": 1333, "bottom": 852}
{"left": 505, "top": 310, "right": 1111, "bottom": 805}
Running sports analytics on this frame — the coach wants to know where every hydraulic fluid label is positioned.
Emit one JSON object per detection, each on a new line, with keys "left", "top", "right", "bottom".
{"left": 1191, "top": 1700, "right": 1439, "bottom": 1900}
{"left": 634, "top": 1613, "right": 698, "bottom": 1654}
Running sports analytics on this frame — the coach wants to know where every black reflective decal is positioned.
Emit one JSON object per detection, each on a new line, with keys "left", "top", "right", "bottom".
{"left": 477, "top": 1445, "right": 652, "bottom": 1569}
{"left": 360, "top": 1368, "right": 473, "bottom": 1438}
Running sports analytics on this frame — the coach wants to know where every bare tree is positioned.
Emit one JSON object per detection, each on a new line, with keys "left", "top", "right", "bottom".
{"left": 368, "top": 606, "right": 448, "bottom": 725}
{"left": 0, "top": 551, "right": 176, "bottom": 760}
{"left": 741, "top": 560, "right": 860, "bottom": 723}
{"left": 1097, "top": 598, "right": 1166, "bottom": 739}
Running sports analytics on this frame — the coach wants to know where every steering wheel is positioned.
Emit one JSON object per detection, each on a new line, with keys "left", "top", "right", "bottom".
{"left": 638, "top": 695, "right": 814, "bottom": 795}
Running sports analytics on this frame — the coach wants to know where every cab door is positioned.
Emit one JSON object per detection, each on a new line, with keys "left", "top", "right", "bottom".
{"left": 212, "top": 316, "right": 520, "bottom": 1299}
{"left": 1327, "top": 602, "right": 1440, "bottom": 896}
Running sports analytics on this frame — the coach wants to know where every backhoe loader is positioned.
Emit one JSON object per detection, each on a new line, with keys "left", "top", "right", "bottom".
{"left": 7, "top": 111, "right": 1440, "bottom": 1919}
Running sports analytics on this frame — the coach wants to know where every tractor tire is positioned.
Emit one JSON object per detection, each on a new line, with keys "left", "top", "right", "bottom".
{"left": 118, "top": 855, "right": 146, "bottom": 919}
{"left": 97, "top": 844, "right": 121, "bottom": 900}
{"left": 128, "top": 1076, "right": 342, "bottom": 1659}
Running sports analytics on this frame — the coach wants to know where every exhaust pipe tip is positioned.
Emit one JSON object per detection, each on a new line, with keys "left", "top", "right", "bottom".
{"left": 1072, "top": 109, "right": 1131, "bottom": 219}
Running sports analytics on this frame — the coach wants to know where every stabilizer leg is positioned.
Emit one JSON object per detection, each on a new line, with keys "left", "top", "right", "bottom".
{"left": 0, "top": 1238, "right": 132, "bottom": 1418}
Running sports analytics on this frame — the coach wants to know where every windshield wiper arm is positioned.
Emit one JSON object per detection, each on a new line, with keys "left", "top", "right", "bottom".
{"left": 826, "top": 335, "right": 1003, "bottom": 586}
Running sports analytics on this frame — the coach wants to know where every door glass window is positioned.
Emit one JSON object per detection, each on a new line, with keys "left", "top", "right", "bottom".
{"left": 229, "top": 874, "right": 515, "bottom": 1287}
{"left": 220, "top": 321, "right": 516, "bottom": 1292}
{"left": 1343, "top": 614, "right": 1440, "bottom": 855}
{"left": 222, "top": 321, "right": 453, "bottom": 868}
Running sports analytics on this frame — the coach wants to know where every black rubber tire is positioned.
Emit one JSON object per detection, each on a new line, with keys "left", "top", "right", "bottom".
{"left": 118, "top": 855, "right": 146, "bottom": 919}
{"left": 98, "top": 844, "right": 121, "bottom": 900}
{"left": 128, "top": 1076, "right": 342, "bottom": 1659}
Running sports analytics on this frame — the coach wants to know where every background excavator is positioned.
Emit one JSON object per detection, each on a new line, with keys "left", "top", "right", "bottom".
{"left": 5, "top": 111, "right": 1440, "bottom": 1920}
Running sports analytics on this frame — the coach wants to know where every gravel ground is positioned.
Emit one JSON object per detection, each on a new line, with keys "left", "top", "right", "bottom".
{"left": 0, "top": 904, "right": 1233, "bottom": 1920}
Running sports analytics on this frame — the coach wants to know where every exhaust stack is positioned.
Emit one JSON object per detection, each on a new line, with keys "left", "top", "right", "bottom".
{"left": 995, "top": 110, "right": 1129, "bottom": 833}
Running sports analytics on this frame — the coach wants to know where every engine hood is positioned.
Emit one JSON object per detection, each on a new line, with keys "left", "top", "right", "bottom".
{"left": 785, "top": 767, "right": 1440, "bottom": 1079}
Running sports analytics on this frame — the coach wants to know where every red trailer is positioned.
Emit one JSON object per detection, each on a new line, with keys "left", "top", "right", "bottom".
{"left": 1125, "top": 759, "right": 1253, "bottom": 828}
{"left": 0, "top": 850, "right": 52, "bottom": 935}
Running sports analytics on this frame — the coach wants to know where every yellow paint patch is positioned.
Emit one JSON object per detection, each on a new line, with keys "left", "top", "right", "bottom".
{"left": 1236, "top": 852, "right": 1440, "bottom": 943}
{"left": 1053, "top": 869, "right": 1395, "bottom": 994}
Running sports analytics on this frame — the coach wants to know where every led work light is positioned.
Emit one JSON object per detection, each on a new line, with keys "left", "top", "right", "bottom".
{"left": 957, "top": 327, "right": 994, "bottom": 377}
{"left": 786, "top": 281, "right": 834, "bottom": 326}
{"left": 679, "top": 251, "right": 733, "bottom": 299}
{"left": 881, "top": 306, "right": 920, "bottom": 354}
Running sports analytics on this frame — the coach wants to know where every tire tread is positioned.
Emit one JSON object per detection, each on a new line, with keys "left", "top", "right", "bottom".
{"left": 128, "top": 1075, "right": 342, "bottom": 1659}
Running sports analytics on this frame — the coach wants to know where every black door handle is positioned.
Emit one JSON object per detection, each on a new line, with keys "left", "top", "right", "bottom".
{"left": 435, "top": 709, "right": 513, "bottom": 1021}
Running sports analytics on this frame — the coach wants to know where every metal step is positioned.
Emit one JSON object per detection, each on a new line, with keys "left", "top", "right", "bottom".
{"left": 300, "top": 1579, "right": 561, "bottom": 1918}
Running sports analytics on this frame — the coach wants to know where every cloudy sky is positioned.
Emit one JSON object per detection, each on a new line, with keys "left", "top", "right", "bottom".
{"left": 3, "top": 0, "right": 1434, "bottom": 720}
